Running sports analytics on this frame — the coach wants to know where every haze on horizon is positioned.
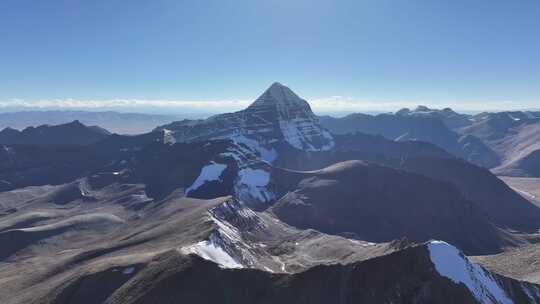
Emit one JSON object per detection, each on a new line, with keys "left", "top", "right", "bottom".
{"left": 1, "top": 0, "right": 539, "bottom": 115}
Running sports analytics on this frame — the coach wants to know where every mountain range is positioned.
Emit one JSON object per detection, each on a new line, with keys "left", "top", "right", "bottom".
{"left": 0, "top": 120, "right": 110, "bottom": 146}
{"left": 1, "top": 83, "right": 540, "bottom": 304}
{"left": 0, "top": 111, "right": 182, "bottom": 135}
{"left": 320, "top": 106, "right": 540, "bottom": 177}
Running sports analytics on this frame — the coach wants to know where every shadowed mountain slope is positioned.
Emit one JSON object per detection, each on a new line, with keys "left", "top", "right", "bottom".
{"left": 271, "top": 160, "right": 515, "bottom": 255}
{"left": 319, "top": 112, "right": 499, "bottom": 168}
{"left": 0, "top": 120, "right": 110, "bottom": 146}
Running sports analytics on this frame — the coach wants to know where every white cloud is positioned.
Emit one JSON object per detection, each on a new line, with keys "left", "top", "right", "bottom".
{"left": 0, "top": 98, "right": 251, "bottom": 111}
{"left": 0, "top": 97, "right": 537, "bottom": 114}
{"left": 308, "top": 96, "right": 539, "bottom": 113}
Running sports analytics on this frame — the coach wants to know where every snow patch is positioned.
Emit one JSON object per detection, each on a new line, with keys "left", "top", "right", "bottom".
{"left": 428, "top": 241, "right": 513, "bottom": 304}
{"left": 122, "top": 267, "right": 135, "bottom": 275}
{"left": 209, "top": 199, "right": 266, "bottom": 232}
{"left": 162, "top": 129, "right": 177, "bottom": 145}
{"left": 229, "top": 134, "right": 277, "bottom": 163}
{"left": 185, "top": 162, "right": 227, "bottom": 195}
{"left": 181, "top": 200, "right": 264, "bottom": 269}
{"left": 508, "top": 114, "right": 521, "bottom": 121}
{"left": 348, "top": 239, "right": 376, "bottom": 247}
{"left": 279, "top": 119, "right": 313, "bottom": 150}
{"left": 278, "top": 118, "right": 334, "bottom": 151}
{"left": 219, "top": 139, "right": 264, "bottom": 169}
{"left": 182, "top": 234, "right": 243, "bottom": 269}
{"left": 320, "top": 129, "right": 336, "bottom": 150}
{"left": 2, "top": 145, "right": 15, "bottom": 154}
{"left": 234, "top": 168, "right": 274, "bottom": 204}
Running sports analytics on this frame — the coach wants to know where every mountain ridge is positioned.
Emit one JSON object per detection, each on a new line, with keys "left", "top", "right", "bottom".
{"left": 0, "top": 120, "right": 110, "bottom": 146}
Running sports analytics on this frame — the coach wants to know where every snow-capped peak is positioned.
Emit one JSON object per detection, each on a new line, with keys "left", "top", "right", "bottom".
{"left": 244, "top": 82, "right": 334, "bottom": 151}
{"left": 156, "top": 82, "right": 334, "bottom": 153}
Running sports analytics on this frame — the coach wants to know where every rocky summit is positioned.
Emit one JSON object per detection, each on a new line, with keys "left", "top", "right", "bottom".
{"left": 157, "top": 82, "right": 335, "bottom": 156}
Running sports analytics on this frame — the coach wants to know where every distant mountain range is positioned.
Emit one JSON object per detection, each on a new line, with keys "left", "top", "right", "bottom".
{"left": 461, "top": 111, "right": 540, "bottom": 176}
{"left": 320, "top": 105, "right": 540, "bottom": 177}
{"left": 0, "top": 120, "right": 110, "bottom": 146}
{"left": 0, "top": 110, "right": 182, "bottom": 134}
{"left": 319, "top": 110, "right": 499, "bottom": 168}
{"left": 1, "top": 83, "right": 540, "bottom": 303}
{"left": 2, "top": 103, "right": 540, "bottom": 177}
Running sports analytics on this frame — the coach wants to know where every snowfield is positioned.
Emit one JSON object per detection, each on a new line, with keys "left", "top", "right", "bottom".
{"left": 278, "top": 118, "right": 335, "bottom": 152}
{"left": 229, "top": 134, "right": 277, "bottom": 163}
{"left": 185, "top": 162, "right": 227, "bottom": 194}
{"left": 235, "top": 168, "right": 274, "bottom": 204}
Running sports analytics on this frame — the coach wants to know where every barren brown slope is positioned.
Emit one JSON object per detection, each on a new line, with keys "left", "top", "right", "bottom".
{"left": 460, "top": 113, "right": 540, "bottom": 177}
{"left": 0, "top": 177, "right": 398, "bottom": 304}
{"left": 474, "top": 243, "right": 540, "bottom": 284}
{"left": 499, "top": 176, "right": 540, "bottom": 207}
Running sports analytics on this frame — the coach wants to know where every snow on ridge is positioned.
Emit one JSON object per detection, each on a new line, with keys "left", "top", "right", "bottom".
{"left": 185, "top": 162, "right": 227, "bottom": 195}
{"left": 181, "top": 199, "right": 263, "bottom": 269}
{"left": 215, "top": 136, "right": 276, "bottom": 206}
{"left": 508, "top": 113, "right": 521, "bottom": 122}
{"left": 209, "top": 199, "right": 266, "bottom": 232}
{"left": 210, "top": 199, "right": 255, "bottom": 220}
{"left": 427, "top": 240, "right": 513, "bottom": 304}
{"left": 182, "top": 233, "right": 244, "bottom": 269}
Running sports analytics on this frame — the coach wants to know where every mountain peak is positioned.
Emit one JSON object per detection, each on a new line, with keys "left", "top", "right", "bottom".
{"left": 65, "top": 120, "right": 85, "bottom": 127}
{"left": 253, "top": 82, "right": 305, "bottom": 105}
{"left": 156, "top": 82, "right": 334, "bottom": 152}
{"left": 269, "top": 81, "right": 285, "bottom": 89}
{"left": 0, "top": 120, "right": 110, "bottom": 146}
{"left": 0, "top": 126, "right": 19, "bottom": 133}
{"left": 248, "top": 82, "right": 309, "bottom": 111}
{"left": 414, "top": 105, "right": 431, "bottom": 112}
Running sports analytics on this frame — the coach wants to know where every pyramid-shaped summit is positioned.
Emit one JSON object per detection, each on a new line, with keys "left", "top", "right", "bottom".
{"left": 242, "top": 82, "right": 333, "bottom": 151}
{"left": 157, "top": 82, "right": 334, "bottom": 153}
{"left": 246, "top": 82, "right": 313, "bottom": 118}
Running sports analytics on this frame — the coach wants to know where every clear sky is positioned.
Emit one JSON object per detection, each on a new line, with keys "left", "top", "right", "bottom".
{"left": 1, "top": 0, "right": 539, "bottom": 114}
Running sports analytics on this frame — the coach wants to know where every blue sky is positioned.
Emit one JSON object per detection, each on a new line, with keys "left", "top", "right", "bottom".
{"left": 1, "top": 0, "right": 539, "bottom": 114}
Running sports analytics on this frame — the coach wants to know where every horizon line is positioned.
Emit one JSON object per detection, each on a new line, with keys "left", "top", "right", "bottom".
{"left": 1, "top": 97, "right": 539, "bottom": 115}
